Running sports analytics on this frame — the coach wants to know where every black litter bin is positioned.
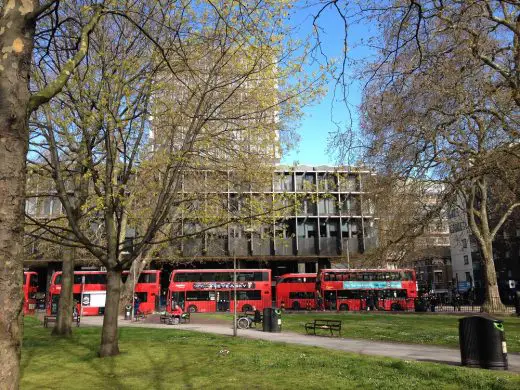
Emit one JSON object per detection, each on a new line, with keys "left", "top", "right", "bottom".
{"left": 459, "top": 315, "right": 508, "bottom": 370}
{"left": 124, "top": 305, "right": 132, "bottom": 320}
{"left": 270, "top": 308, "right": 282, "bottom": 333}
{"left": 263, "top": 308, "right": 272, "bottom": 332}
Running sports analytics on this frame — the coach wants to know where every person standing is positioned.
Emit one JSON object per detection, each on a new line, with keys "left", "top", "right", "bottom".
{"left": 133, "top": 294, "right": 141, "bottom": 317}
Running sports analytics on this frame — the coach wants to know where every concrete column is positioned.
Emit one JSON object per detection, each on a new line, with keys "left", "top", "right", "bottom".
{"left": 297, "top": 262, "right": 306, "bottom": 274}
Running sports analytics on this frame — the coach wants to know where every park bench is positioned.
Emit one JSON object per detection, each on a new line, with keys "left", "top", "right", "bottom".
{"left": 43, "top": 314, "right": 80, "bottom": 328}
{"left": 304, "top": 319, "right": 341, "bottom": 337}
{"left": 160, "top": 312, "right": 190, "bottom": 325}
{"left": 133, "top": 312, "right": 146, "bottom": 321}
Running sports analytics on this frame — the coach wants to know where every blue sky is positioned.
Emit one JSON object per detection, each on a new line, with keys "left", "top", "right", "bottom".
{"left": 280, "top": 3, "right": 376, "bottom": 166}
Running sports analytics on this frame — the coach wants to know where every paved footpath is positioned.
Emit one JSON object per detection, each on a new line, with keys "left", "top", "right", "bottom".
{"left": 81, "top": 315, "right": 520, "bottom": 373}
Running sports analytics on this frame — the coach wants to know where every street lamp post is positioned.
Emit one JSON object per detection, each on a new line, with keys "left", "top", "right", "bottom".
{"left": 131, "top": 265, "right": 136, "bottom": 320}
{"left": 346, "top": 238, "right": 350, "bottom": 269}
{"left": 233, "top": 253, "right": 237, "bottom": 337}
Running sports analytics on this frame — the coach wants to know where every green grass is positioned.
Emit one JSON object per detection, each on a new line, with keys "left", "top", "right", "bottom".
{"left": 21, "top": 316, "right": 520, "bottom": 389}
{"left": 197, "top": 312, "right": 520, "bottom": 352}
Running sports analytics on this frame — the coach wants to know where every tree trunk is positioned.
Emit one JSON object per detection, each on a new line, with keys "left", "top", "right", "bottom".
{"left": 0, "top": 4, "right": 36, "bottom": 388}
{"left": 99, "top": 269, "right": 121, "bottom": 357}
{"left": 480, "top": 240, "right": 506, "bottom": 313}
{"left": 118, "top": 256, "right": 148, "bottom": 314}
{"left": 52, "top": 246, "right": 75, "bottom": 337}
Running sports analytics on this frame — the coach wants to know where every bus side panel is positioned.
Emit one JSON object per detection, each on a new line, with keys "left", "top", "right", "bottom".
{"left": 134, "top": 285, "right": 160, "bottom": 314}
{"left": 184, "top": 300, "right": 216, "bottom": 313}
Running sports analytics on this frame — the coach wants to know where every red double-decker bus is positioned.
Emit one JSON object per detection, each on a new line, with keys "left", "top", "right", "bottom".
{"left": 168, "top": 269, "right": 272, "bottom": 313}
{"left": 122, "top": 270, "right": 161, "bottom": 314}
{"left": 319, "top": 269, "right": 417, "bottom": 312}
{"left": 23, "top": 271, "right": 39, "bottom": 315}
{"left": 275, "top": 273, "right": 316, "bottom": 310}
{"left": 48, "top": 270, "right": 161, "bottom": 316}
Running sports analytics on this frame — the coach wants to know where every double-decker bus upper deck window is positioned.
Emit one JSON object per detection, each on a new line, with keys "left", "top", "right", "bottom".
{"left": 85, "top": 274, "right": 107, "bottom": 284}
{"left": 30, "top": 275, "right": 38, "bottom": 287}
{"left": 189, "top": 273, "right": 202, "bottom": 282}
{"left": 178, "top": 273, "right": 202, "bottom": 282}
{"left": 215, "top": 272, "right": 232, "bottom": 282}
{"left": 200, "top": 272, "right": 215, "bottom": 282}
{"left": 173, "top": 273, "right": 186, "bottom": 282}
{"left": 237, "top": 272, "right": 262, "bottom": 282}
{"left": 138, "top": 273, "right": 157, "bottom": 284}
{"left": 402, "top": 271, "right": 414, "bottom": 281}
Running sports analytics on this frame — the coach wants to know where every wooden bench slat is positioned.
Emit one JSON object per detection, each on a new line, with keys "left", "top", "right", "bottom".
{"left": 305, "top": 319, "right": 342, "bottom": 337}
{"left": 44, "top": 315, "right": 80, "bottom": 328}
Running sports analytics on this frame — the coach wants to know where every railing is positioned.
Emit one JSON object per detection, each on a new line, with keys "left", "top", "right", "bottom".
{"left": 415, "top": 297, "right": 517, "bottom": 314}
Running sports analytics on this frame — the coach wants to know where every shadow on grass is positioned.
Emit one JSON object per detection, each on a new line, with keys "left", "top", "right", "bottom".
{"left": 416, "top": 358, "right": 462, "bottom": 367}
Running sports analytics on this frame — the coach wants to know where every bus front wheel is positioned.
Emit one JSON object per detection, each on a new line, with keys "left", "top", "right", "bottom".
{"left": 339, "top": 304, "right": 349, "bottom": 311}
{"left": 291, "top": 301, "right": 300, "bottom": 310}
{"left": 187, "top": 305, "right": 198, "bottom": 313}
{"left": 391, "top": 303, "right": 402, "bottom": 311}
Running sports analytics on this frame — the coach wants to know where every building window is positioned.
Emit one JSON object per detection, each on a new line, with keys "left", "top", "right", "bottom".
{"left": 298, "top": 219, "right": 317, "bottom": 239}
{"left": 341, "top": 221, "right": 349, "bottom": 238}
{"left": 464, "top": 255, "right": 469, "bottom": 265}
{"left": 462, "top": 239, "right": 467, "bottom": 249}
{"left": 465, "top": 272, "right": 471, "bottom": 282}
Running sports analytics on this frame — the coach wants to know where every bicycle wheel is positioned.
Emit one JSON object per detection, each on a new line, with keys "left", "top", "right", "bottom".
{"left": 237, "top": 317, "right": 251, "bottom": 329}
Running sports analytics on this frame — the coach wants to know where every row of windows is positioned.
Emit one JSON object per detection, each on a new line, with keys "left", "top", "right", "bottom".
{"left": 273, "top": 173, "right": 361, "bottom": 192}
{"left": 121, "top": 273, "right": 157, "bottom": 284}
{"left": 173, "top": 271, "right": 269, "bottom": 282}
{"left": 289, "top": 292, "right": 315, "bottom": 299}
{"left": 326, "top": 289, "right": 408, "bottom": 299}
{"left": 322, "top": 271, "right": 415, "bottom": 282}
{"left": 55, "top": 274, "right": 107, "bottom": 285}
{"left": 55, "top": 272, "right": 157, "bottom": 285}
{"left": 184, "top": 290, "right": 262, "bottom": 301}
{"left": 278, "top": 277, "right": 316, "bottom": 284}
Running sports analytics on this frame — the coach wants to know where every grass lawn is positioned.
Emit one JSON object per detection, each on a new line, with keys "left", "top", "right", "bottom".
{"left": 197, "top": 312, "right": 520, "bottom": 352}
{"left": 21, "top": 317, "right": 520, "bottom": 389}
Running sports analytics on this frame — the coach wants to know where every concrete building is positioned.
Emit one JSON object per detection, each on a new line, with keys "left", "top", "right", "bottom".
{"left": 448, "top": 203, "right": 520, "bottom": 303}
{"left": 159, "top": 165, "right": 377, "bottom": 280}
{"left": 24, "top": 165, "right": 377, "bottom": 286}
